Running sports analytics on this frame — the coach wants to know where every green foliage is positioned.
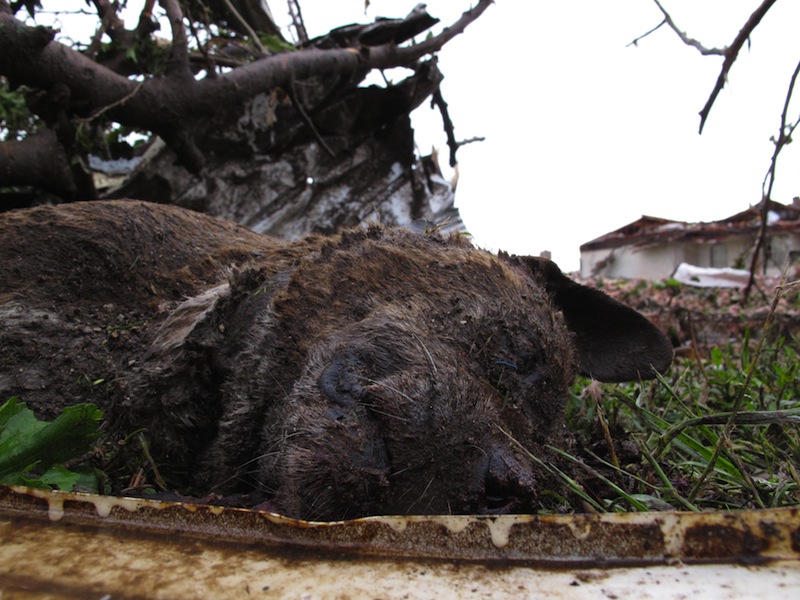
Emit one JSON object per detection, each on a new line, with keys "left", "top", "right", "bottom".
{"left": 0, "top": 81, "right": 38, "bottom": 141}
{"left": 564, "top": 335, "right": 800, "bottom": 512}
{"left": 0, "top": 397, "right": 103, "bottom": 492}
{"left": 652, "top": 278, "right": 682, "bottom": 291}
{"left": 260, "top": 34, "right": 296, "bottom": 54}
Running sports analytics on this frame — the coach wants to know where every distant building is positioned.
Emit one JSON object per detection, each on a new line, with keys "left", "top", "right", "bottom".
{"left": 580, "top": 200, "right": 800, "bottom": 279}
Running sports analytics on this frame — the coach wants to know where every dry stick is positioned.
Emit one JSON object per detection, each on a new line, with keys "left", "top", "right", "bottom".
{"left": 184, "top": 7, "right": 216, "bottom": 78}
{"left": 85, "top": 1, "right": 113, "bottom": 59}
{"left": 287, "top": 0, "right": 308, "bottom": 45}
{"left": 651, "top": 0, "right": 726, "bottom": 56}
{"left": 289, "top": 77, "right": 336, "bottom": 158}
{"left": 594, "top": 397, "right": 620, "bottom": 469}
{"left": 430, "top": 87, "right": 485, "bottom": 168}
{"left": 688, "top": 268, "right": 789, "bottom": 501}
{"left": 626, "top": 18, "right": 666, "bottom": 48}
{"left": 698, "top": 0, "right": 779, "bottom": 133}
{"left": 687, "top": 313, "right": 709, "bottom": 388}
{"left": 221, "top": 0, "right": 266, "bottom": 57}
{"left": 663, "top": 409, "right": 800, "bottom": 440}
{"left": 431, "top": 87, "right": 459, "bottom": 168}
{"left": 372, "top": 0, "right": 493, "bottom": 69}
{"left": 745, "top": 57, "right": 800, "bottom": 299}
{"left": 637, "top": 1, "right": 777, "bottom": 132}
{"left": 85, "top": 80, "right": 146, "bottom": 122}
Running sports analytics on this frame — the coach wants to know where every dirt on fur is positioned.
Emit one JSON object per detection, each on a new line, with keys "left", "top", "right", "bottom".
{"left": 0, "top": 200, "right": 672, "bottom": 520}
{"left": 0, "top": 200, "right": 277, "bottom": 420}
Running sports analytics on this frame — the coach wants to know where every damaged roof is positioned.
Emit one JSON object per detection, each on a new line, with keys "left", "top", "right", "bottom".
{"left": 581, "top": 199, "right": 800, "bottom": 252}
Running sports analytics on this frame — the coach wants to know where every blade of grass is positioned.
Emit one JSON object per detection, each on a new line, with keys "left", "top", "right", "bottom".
{"left": 546, "top": 445, "right": 650, "bottom": 512}
{"left": 636, "top": 437, "right": 699, "bottom": 512}
{"left": 614, "top": 391, "right": 741, "bottom": 478}
{"left": 496, "top": 425, "right": 605, "bottom": 512}
{"left": 689, "top": 269, "right": 788, "bottom": 500}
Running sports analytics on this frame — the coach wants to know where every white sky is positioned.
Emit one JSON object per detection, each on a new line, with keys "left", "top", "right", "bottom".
{"left": 42, "top": 1, "right": 800, "bottom": 272}
{"left": 277, "top": 1, "right": 800, "bottom": 272}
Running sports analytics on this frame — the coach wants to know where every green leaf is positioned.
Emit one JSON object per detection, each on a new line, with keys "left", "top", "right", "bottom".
{"left": 0, "top": 398, "right": 103, "bottom": 489}
{"left": 259, "top": 34, "right": 296, "bottom": 53}
{"left": 22, "top": 464, "right": 80, "bottom": 491}
{"left": 711, "top": 347, "right": 723, "bottom": 368}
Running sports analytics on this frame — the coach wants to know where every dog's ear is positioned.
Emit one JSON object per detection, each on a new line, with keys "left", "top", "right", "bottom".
{"left": 516, "top": 256, "right": 673, "bottom": 382}
{"left": 148, "top": 283, "right": 230, "bottom": 355}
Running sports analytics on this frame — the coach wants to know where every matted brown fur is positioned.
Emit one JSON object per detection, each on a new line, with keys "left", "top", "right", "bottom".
{"left": 0, "top": 201, "right": 672, "bottom": 520}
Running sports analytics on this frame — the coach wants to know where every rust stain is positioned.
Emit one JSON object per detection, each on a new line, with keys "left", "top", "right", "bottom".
{"left": 1, "top": 486, "right": 799, "bottom": 566}
{"left": 1, "top": 486, "right": 800, "bottom": 598}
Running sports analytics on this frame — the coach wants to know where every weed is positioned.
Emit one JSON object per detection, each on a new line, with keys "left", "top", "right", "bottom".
{"left": 560, "top": 276, "right": 800, "bottom": 512}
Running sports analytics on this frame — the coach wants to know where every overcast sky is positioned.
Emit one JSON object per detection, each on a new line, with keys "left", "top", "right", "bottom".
{"left": 277, "top": 1, "right": 800, "bottom": 272}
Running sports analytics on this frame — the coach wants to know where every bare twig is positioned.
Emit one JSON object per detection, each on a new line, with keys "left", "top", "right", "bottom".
{"left": 627, "top": 18, "right": 666, "bottom": 48}
{"left": 221, "top": 0, "right": 266, "bottom": 57}
{"left": 430, "top": 87, "right": 459, "bottom": 167}
{"left": 288, "top": 0, "right": 308, "bottom": 45}
{"left": 85, "top": 80, "right": 146, "bottom": 121}
{"left": 651, "top": 0, "right": 726, "bottom": 55}
{"left": 183, "top": 4, "right": 217, "bottom": 77}
{"left": 641, "top": 0, "right": 779, "bottom": 133}
{"left": 744, "top": 57, "right": 800, "bottom": 298}
{"left": 370, "top": 0, "right": 493, "bottom": 68}
{"left": 698, "top": 0, "right": 779, "bottom": 133}
{"left": 429, "top": 88, "right": 486, "bottom": 168}
{"left": 289, "top": 77, "right": 335, "bottom": 157}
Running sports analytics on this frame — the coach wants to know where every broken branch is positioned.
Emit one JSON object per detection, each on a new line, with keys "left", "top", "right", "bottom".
{"left": 698, "top": 0, "right": 779, "bottom": 133}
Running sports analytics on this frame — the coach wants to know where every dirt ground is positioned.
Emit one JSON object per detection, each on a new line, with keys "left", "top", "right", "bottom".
{"left": 579, "top": 274, "right": 800, "bottom": 353}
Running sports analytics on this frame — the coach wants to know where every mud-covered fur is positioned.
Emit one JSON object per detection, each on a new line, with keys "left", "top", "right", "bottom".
{"left": 0, "top": 201, "right": 673, "bottom": 520}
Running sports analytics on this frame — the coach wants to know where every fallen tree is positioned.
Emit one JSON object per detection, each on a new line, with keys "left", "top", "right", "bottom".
{"left": 0, "top": 1, "right": 489, "bottom": 234}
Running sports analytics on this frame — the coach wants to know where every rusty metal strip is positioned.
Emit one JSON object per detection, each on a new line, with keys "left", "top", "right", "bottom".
{"left": 1, "top": 485, "right": 799, "bottom": 567}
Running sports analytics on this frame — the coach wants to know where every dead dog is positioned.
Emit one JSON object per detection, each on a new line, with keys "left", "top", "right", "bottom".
{"left": 0, "top": 201, "right": 672, "bottom": 520}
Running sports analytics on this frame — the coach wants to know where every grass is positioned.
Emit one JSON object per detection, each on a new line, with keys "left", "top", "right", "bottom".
{"left": 559, "top": 280, "right": 800, "bottom": 513}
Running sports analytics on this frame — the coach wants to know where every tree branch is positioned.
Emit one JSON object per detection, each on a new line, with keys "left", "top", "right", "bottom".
{"left": 0, "top": 3, "right": 491, "bottom": 176}
{"left": 369, "top": 0, "right": 493, "bottom": 68}
{"left": 651, "top": 0, "right": 726, "bottom": 56}
{"left": 159, "top": 0, "right": 192, "bottom": 79}
{"left": 627, "top": 18, "right": 666, "bottom": 48}
{"left": 640, "top": 0, "right": 779, "bottom": 133}
{"left": 744, "top": 57, "right": 800, "bottom": 298}
{"left": 220, "top": 0, "right": 266, "bottom": 57}
{"left": 431, "top": 87, "right": 459, "bottom": 167}
{"left": 698, "top": 0, "right": 779, "bottom": 133}
{"left": 0, "top": 129, "right": 75, "bottom": 197}
{"left": 288, "top": 0, "right": 309, "bottom": 45}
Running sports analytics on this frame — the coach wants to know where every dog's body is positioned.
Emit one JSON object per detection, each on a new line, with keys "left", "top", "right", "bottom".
{"left": 0, "top": 201, "right": 672, "bottom": 520}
